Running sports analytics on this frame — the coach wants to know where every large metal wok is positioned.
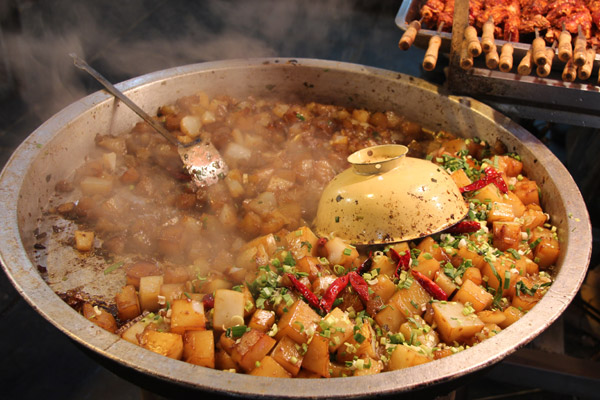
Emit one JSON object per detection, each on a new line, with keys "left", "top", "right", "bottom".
{"left": 0, "top": 59, "right": 592, "bottom": 398}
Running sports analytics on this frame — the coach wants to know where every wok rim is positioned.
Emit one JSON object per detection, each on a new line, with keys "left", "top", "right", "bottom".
{"left": 0, "top": 58, "right": 592, "bottom": 399}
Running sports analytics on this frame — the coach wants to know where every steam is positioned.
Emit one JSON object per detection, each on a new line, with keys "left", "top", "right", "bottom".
{"left": 3, "top": 0, "right": 353, "bottom": 121}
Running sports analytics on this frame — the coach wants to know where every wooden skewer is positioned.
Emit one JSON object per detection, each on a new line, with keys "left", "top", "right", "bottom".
{"left": 460, "top": 40, "right": 474, "bottom": 70}
{"left": 532, "top": 28, "right": 548, "bottom": 66}
{"left": 562, "top": 58, "right": 577, "bottom": 82}
{"left": 423, "top": 22, "right": 444, "bottom": 71}
{"left": 557, "top": 23, "right": 573, "bottom": 62}
{"left": 486, "top": 44, "right": 500, "bottom": 69}
{"left": 499, "top": 34, "right": 514, "bottom": 72}
{"left": 517, "top": 48, "right": 533, "bottom": 75}
{"left": 481, "top": 17, "right": 495, "bottom": 53}
{"left": 577, "top": 47, "right": 596, "bottom": 80}
{"left": 573, "top": 25, "right": 587, "bottom": 67}
{"left": 399, "top": 19, "right": 422, "bottom": 50}
{"left": 464, "top": 25, "right": 482, "bottom": 57}
{"left": 536, "top": 44, "right": 556, "bottom": 77}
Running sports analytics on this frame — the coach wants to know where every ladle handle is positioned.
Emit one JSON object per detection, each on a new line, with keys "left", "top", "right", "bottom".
{"left": 70, "top": 53, "right": 178, "bottom": 146}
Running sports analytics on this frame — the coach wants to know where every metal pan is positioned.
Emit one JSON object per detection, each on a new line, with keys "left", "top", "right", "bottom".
{"left": 0, "top": 58, "right": 592, "bottom": 398}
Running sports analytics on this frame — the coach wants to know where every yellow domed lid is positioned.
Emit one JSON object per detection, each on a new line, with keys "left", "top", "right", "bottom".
{"left": 314, "top": 144, "right": 468, "bottom": 245}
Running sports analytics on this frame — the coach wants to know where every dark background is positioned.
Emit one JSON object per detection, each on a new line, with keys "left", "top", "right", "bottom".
{"left": 0, "top": 1, "right": 598, "bottom": 399}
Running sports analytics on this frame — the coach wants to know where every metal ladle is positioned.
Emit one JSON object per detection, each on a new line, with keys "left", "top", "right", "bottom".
{"left": 70, "top": 54, "right": 228, "bottom": 188}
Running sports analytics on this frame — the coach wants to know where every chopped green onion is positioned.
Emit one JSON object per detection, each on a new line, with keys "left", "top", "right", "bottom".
{"left": 103, "top": 261, "right": 124, "bottom": 275}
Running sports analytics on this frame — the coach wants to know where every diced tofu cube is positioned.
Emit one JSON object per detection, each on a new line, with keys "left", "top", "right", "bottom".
{"left": 375, "top": 281, "right": 431, "bottom": 333}
{"left": 74, "top": 230, "right": 94, "bottom": 252}
{"left": 323, "top": 236, "right": 359, "bottom": 269}
{"left": 432, "top": 301, "right": 485, "bottom": 344}
{"left": 170, "top": 299, "right": 206, "bottom": 335}
{"left": 248, "top": 309, "right": 276, "bottom": 332}
{"left": 498, "top": 306, "right": 524, "bottom": 328}
{"left": 275, "top": 299, "right": 321, "bottom": 344}
{"left": 453, "top": 279, "right": 493, "bottom": 312}
{"left": 270, "top": 335, "right": 303, "bottom": 376}
{"left": 115, "top": 285, "right": 141, "bottom": 321}
{"left": 434, "top": 271, "right": 458, "bottom": 298}
{"left": 481, "top": 257, "right": 519, "bottom": 297}
{"left": 120, "top": 320, "right": 148, "bottom": 345}
{"left": 82, "top": 302, "right": 117, "bottom": 333}
{"left": 141, "top": 330, "right": 183, "bottom": 360}
{"left": 301, "top": 334, "right": 330, "bottom": 377}
{"left": 285, "top": 226, "right": 318, "bottom": 260}
{"left": 412, "top": 255, "right": 440, "bottom": 279}
{"left": 231, "top": 329, "right": 276, "bottom": 372}
{"left": 138, "top": 275, "right": 164, "bottom": 312}
{"left": 249, "top": 356, "right": 292, "bottom": 378}
{"left": 487, "top": 202, "right": 515, "bottom": 223}
{"left": 476, "top": 310, "right": 507, "bottom": 325}
{"left": 80, "top": 176, "right": 113, "bottom": 196}
{"left": 472, "top": 183, "right": 504, "bottom": 204}
{"left": 388, "top": 344, "right": 432, "bottom": 370}
{"left": 503, "top": 192, "right": 526, "bottom": 217}
{"left": 450, "top": 169, "right": 471, "bottom": 189}
{"left": 320, "top": 308, "right": 354, "bottom": 353}
{"left": 183, "top": 330, "right": 214, "bottom": 368}
{"left": 159, "top": 283, "right": 185, "bottom": 303}
{"left": 369, "top": 274, "right": 397, "bottom": 304}
{"left": 533, "top": 237, "right": 560, "bottom": 269}
{"left": 492, "top": 221, "right": 522, "bottom": 251}
{"left": 213, "top": 289, "right": 245, "bottom": 331}
{"left": 513, "top": 179, "right": 540, "bottom": 205}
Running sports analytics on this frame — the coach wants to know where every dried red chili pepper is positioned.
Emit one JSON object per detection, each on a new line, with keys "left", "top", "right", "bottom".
{"left": 389, "top": 247, "right": 411, "bottom": 277}
{"left": 460, "top": 167, "right": 508, "bottom": 194}
{"left": 445, "top": 220, "right": 482, "bottom": 234}
{"left": 356, "top": 256, "right": 373, "bottom": 275}
{"left": 484, "top": 167, "right": 508, "bottom": 193}
{"left": 202, "top": 293, "right": 215, "bottom": 310}
{"left": 411, "top": 269, "right": 448, "bottom": 301}
{"left": 286, "top": 273, "right": 321, "bottom": 310}
{"left": 348, "top": 271, "right": 370, "bottom": 303}
{"left": 319, "top": 274, "right": 349, "bottom": 313}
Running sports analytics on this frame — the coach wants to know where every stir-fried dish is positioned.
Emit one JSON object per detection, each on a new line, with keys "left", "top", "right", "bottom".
{"left": 47, "top": 93, "right": 558, "bottom": 378}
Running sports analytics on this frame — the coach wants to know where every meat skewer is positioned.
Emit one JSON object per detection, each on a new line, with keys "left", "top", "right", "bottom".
{"left": 577, "top": 46, "right": 596, "bottom": 80}
{"left": 486, "top": 43, "right": 500, "bottom": 69}
{"left": 558, "top": 23, "right": 574, "bottom": 62}
{"left": 532, "top": 28, "right": 548, "bottom": 66}
{"left": 574, "top": 25, "right": 588, "bottom": 67}
{"left": 562, "top": 58, "right": 578, "bottom": 81}
{"left": 464, "top": 25, "right": 482, "bottom": 56}
{"left": 499, "top": 34, "right": 515, "bottom": 72}
{"left": 460, "top": 39, "right": 474, "bottom": 70}
{"left": 481, "top": 17, "right": 495, "bottom": 53}
{"left": 536, "top": 43, "right": 556, "bottom": 77}
{"left": 399, "top": 18, "right": 423, "bottom": 50}
{"left": 517, "top": 48, "right": 533, "bottom": 75}
{"left": 423, "top": 22, "right": 445, "bottom": 71}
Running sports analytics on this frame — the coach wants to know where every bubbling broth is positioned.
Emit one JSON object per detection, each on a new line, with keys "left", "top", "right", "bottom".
{"left": 48, "top": 93, "right": 558, "bottom": 377}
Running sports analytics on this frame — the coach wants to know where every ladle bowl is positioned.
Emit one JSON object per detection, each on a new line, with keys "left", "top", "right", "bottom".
{"left": 314, "top": 144, "right": 469, "bottom": 244}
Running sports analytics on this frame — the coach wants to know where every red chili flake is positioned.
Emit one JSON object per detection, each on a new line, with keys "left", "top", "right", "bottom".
{"left": 286, "top": 273, "right": 321, "bottom": 310}
{"left": 202, "top": 293, "right": 215, "bottom": 310}
{"left": 411, "top": 269, "right": 448, "bottom": 301}
{"left": 348, "top": 271, "right": 370, "bottom": 303}
{"left": 319, "top": 274, "right": 349, "bottom": 313}
{"left": 317, "top": 237, "right": 328, "bottom": 247}
{"left": 390, "top": 247, "right": 411, "bottom": 277}
{"left": 445, "top": 220, "right": 482, "bottom": 234}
